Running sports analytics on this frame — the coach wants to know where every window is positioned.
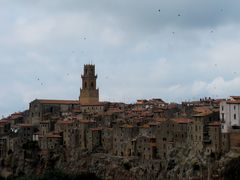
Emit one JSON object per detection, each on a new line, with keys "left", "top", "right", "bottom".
{"left": 222, "top": 106, "right": 224, "bottom": 111}
{"left": 234, "top": 114, "right": 237, "bottom": 120}
{"left": 234, "top": 106, "right": 236, "bottom": 110}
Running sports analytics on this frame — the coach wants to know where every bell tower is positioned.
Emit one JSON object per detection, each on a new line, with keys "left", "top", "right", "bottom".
{"left": 79, "top": 64, "right": 99, "bottom": 104}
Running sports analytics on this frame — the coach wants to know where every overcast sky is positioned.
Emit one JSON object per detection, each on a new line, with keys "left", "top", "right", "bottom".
{"left": 1, "top": 0, "right": 240, "bottom": 116}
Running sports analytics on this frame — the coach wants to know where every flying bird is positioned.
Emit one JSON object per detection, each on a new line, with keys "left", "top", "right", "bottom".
{"left": 158, "top": 9, "right": 161, "bottom": 12}
{"left": 178, "top": 14, "right": 181, "bottom": 17}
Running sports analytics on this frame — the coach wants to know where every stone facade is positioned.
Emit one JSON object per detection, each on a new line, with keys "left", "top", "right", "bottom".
{"left": 39, "top": 132, "right": 62, "bottom": 150}
{"left": 102, "top": 128, "right": 113, "bottom": 153}
{"left": 113, "top": 124, "right": 139, "bottom": 156}
{"left": 132, "top": 135, "right": 157, "bottom": 160}
{"left": 28, "top": 99, "right": 79, "bottom": 126}
{"left": 0, "top": 135, "right": 9, "bottom": 159}
{"left": 86, "top": 128, "right": 102, "bottom": 152}
{"left": 79, "top": 64, "right": 99, "bottom": 104}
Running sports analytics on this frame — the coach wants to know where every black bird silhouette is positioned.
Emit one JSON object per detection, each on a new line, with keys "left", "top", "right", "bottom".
{"left": 178, "top": 14, "right": 181, "bottom": 17}
{"left": 158, "top": 9, "right": 160, "bottom": 12}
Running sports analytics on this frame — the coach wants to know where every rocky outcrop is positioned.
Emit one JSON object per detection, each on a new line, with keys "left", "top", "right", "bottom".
{"left": 1, "top": 144, "right": 240, "bottom": 180}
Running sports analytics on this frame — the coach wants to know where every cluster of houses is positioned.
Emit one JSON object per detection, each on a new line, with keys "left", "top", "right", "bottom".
{"left": 1, "top": 96, "right": 240, "bottom": 162}
{"left": 1, "top": 65, "right": 240, "bottom": 163}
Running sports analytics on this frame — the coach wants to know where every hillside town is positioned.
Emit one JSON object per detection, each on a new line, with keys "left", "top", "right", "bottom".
{"left": 0, "top": 64, "right": 240, "bottom": 179}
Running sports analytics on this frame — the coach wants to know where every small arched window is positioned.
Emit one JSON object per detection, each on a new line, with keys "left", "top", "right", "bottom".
{"left": 91, "top": 82, "right": 94, "bottom": 88}
{"left": 85, "top": 81, "right": 87, "bottom": 88}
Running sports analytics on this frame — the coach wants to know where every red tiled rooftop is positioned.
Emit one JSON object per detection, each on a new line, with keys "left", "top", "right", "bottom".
{"left": 208, "top": 121, "right": 221, "bottom": 126}
{"left": 120, "top": 124, "right": 133, "bottom": 128}
{"left": 174, "top": 118, "right": 193, "bottom": 124}
{"left": 226, "top": 100, "right": 240, "bottom": 104}
{"left": 19, "top": 124, "right": 34, "bottom": 128}
{"left": 91, "top": 127, "right": 103, "bottom": 131}
{"left": 37, "top": 99, "right": 80, "bottom": 105}
{"left": 79, "top": 120, "right": 96, "bottom": 124}
{"left": 80, "top": 102, "right": 105, "bottom": 106}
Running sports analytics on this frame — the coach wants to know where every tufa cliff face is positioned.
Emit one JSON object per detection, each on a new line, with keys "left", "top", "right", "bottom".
{"left": 1, "top": 142, "right": 240, "bottom": 180}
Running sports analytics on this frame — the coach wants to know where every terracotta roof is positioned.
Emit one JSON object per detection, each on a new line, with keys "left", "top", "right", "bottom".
{"left": 18, "top": 124, "right": 33, "bottom": 128}
{"left": 193, "top": 112, "right": 212, "bottom": 117}
{"left": 79, "top": 120, "right": 96, "bottom": 124}
{"left": 174, "top": 118, "right": 193, "bottom": 124}
{"left": 0, "top": 120, "right": 10, "bottom": 125}
{"left": 80, "top": 102, "right": 105, "bottom": 106}
{"left": 150, "top": 143, "right": 157, "bottom": 147}
{"left": 226, "top": 100, "right": 240, "bottom": 104}
{"left": 120, "top": 124, "right": 133, "bottom": 128}
{"left": 230, "top": 96, "right": 240, "bottom": 100}
{"left": 208, "top": 121, "right": 221, "bottom": 126}
{"left": 39, "top": 132, "right": 62, "bottom": 138}
{"left": 91, "top": 127, "right": 103, "bottom": 131}
{"left": 57, "top": 120, "right": 74, "bottom": 124}
{"left": 141, "top": 124, "right": 150, "bottom": 128}
{"left": 193, "top": 107, "right": 212, "bottom": 114}
{"left": 149, "top": 122, "right": 161, "bottom": 126}
{"left": 37, "top": 99, "right": 80, "bottom": 105}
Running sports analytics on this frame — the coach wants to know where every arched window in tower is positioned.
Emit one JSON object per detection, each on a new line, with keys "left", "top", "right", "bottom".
{"left": 85, "top": 81, "right": 87, "bottom": 88}
{"left": 91, "top": 82, "right": 94, "bottom": 88}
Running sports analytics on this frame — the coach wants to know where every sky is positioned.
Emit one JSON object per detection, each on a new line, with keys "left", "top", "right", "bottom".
{"left": 1, "top": 0, "right": 240, "bottom": 116}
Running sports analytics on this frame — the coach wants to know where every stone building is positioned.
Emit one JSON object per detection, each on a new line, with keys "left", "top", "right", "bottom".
{"left": 173, "top": 118, "right": 192, "bottom": 147}
{"left": 0, "top": 135, "right": 9, "bottom": 159}
{"left": 191, "top": 110, "right": 219, "bottom": 153}
{"left": 79, "top": 64, "right": 99, "bottom": 104}
{"left": 156, "top": 119, "right": 175, "bottom": 159}
{"left": 39, "top": 121, "right": 52, "bottom": 136}
{"left": 28, "top": 99, "right": 79, "bottom": 126}
{"left": 132, "top": 135, "right": 157, "bottom": 160}
{"left": 80, "top": 103, "right": 105, "bottom": 114}
{"left": 86, "top": 127, "right": 102, "bottom": 152}
{"left": 101, "top": 128, "right": 113, "bottom": 153}
{"left": 0, "top": 120, "right": 11, "bottom": 135}
{"left": 18, "top": 124, "right": 36, "bottom": 143}
{"left": 79, "top": 119, "right": 97, "bottom": 150}
{"left": 221, "top": 132, "right": 230, "bottom": 153}
{"left": 55, "top": 119, "right": 80, "bottom": 148}
{"left": 39, "top": 132, "right": 63, "bottom": 150}
{"left": 112, "top": 124, "right": 139, "bottom": 156}
{"left": 205, "top": 121, "right": 222, "bottom": 155}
